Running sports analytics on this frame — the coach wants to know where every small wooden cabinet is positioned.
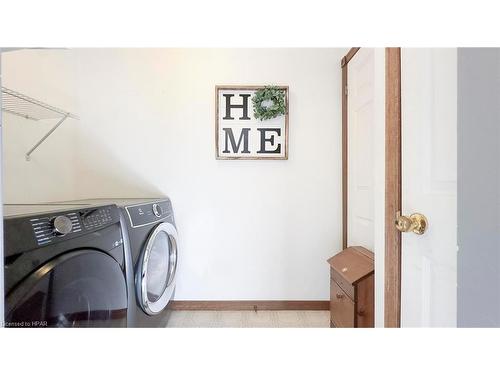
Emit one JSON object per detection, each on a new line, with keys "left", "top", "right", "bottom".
{"left": 327, "top": 246, "right": 374, "bottom": 328}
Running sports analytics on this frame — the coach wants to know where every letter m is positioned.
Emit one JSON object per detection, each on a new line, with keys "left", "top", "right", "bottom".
{"left": 222, "top": 128, "right": 251, "bottom": 154}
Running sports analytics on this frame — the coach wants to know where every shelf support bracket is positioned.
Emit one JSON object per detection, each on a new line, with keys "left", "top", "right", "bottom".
{"left": 25, "top": 114, "right": 69, "bottom": 161}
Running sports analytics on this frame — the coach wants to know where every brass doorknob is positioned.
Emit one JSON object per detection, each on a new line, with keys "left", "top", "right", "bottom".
{"left": 395, "top": 211, "right": 428, "bottom": 235}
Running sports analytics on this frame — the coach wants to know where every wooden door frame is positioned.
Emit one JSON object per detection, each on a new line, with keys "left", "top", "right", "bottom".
{"left": 341, "top": 47, "right": 402, "bottom": 328}
{"left": 340, "top": 47, "right": 360, "bottom": 250}
{"left": 384, "top": 48, "right": 402, "bottom": 327}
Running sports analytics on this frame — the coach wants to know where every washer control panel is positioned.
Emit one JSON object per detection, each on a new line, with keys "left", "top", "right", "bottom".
{"left": 125, "top": 200, "right": 172, "bottom": 228}
{"left": 81, "top": 206, "right": 114, "bottom": 230}
{"left": 28, "top": 205, "right": 117, "bottom": 247}
{"left": 30, "top": 212, "right": 82, "bottom": 246}
{"left": 3, "top": 204, "right": 122, "bottom": 258}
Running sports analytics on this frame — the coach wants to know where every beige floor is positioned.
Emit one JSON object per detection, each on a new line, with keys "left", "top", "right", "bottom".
{"left": 166, "top": 310, "right": 330, "bottom": 328}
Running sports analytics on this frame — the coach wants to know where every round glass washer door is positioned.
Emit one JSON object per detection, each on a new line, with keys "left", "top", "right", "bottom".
{"left": 137, "top": 222, "right": 178, "bottom": 315}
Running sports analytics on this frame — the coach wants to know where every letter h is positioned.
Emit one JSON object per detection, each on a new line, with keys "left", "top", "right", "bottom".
{"left": 223, "top": 93, "right": 251, "bottom": 120}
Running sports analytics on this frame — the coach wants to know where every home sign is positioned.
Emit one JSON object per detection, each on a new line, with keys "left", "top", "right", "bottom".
{"left": 215, "top": 85, "right": 289, "bottom": 160}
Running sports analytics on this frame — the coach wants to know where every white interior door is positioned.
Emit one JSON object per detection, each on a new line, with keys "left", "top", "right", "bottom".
{"left": 400, "top": 48, "right": 457, "bottom": 327}
{"left": 347, "top": 48, "right": 385, "bottom": 326}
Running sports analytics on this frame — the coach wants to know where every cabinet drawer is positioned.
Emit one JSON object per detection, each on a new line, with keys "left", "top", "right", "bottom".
{"left": 331, "top": 268, "right": 355, "bottom": 300}
{"left": 330, "top": 280, "right": 355, "bottom": 327}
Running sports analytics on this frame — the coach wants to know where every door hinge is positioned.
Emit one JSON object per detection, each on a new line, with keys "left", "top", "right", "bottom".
{"left": 344, "top": 85, "right": 348, "bottom": 96}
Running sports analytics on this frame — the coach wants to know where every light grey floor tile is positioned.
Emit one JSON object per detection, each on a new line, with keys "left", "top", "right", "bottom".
{"left": 275, "top": 311, "right": 306, "bottom": 328}
{"left": 302, "top": 311, "right": 330, "bottom": 328}
{"left": 244, "top": 311, "right": 278, "bottom": 328}
{"left": 183, "top": 311, "right": 220, "bottom": 328}
{"left": 166, "top": 310, "right": 330, "bottom": 328}
{"left": 213, "top": 311, "right": 249, "bottom": 328}
{"left": 166, "top": 310, "right": 189, "bottom": 327}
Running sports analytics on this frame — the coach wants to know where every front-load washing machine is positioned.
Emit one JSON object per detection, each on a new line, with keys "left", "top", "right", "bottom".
{"left": 64, "top": 198, "right": 179, "bottom": 327}
{"left": 3, "top": 203, "right": 132, "bottom": 327}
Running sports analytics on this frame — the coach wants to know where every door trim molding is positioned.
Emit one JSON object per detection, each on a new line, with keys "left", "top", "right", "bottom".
{"left": 341, "top": 47, "right": 360, "bottom": 248}
{"left": 384, "top": 47, "right": 402, "bottom": 328}
{"left": 341, "top": 47, "right": 403, "bottom": 327}
{"left": 170, "top": 300, "right": 330, "bottom": 311}
{"left": 341, "top": 48, "right": 361, "bottom": 68}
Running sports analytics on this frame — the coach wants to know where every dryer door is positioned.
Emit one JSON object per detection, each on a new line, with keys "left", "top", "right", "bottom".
{"left": 5, "top": 250, "right": 128, "bottom": 328}
{"left": 137, "top": 222, "right": 178, "bottom": 315}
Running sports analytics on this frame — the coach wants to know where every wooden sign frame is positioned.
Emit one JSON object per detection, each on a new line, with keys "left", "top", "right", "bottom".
{"left": 215, "top": 85, "right": 289, "bottom": 160}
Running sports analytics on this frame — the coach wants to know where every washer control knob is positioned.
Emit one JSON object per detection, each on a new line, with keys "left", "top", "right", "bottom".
{"left": 152, "top": 203, "right": 163, "bottom": 218}
{"left": 53, "top": 215, "right": 73, "bottom": 236}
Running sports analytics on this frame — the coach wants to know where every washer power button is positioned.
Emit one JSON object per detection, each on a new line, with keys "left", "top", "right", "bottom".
{"left": 152, "top": 203, "right": 162, "bottom": 218}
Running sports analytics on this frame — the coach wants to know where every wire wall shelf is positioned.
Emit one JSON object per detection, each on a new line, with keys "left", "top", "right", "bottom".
{"left": 1, "top": 86, "right": 79, "bottom": 160}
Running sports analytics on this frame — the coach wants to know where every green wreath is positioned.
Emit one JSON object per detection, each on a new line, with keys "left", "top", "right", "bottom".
{"left": 252, "top": 86, "right": 286, "bottom": 120}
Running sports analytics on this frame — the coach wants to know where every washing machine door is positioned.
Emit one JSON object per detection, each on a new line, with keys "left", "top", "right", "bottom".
{"left": 137, "top": 222, "right": 178, "bottom": 315}
{"left": 5, "top": 250, "right": 128, "bottom": 328}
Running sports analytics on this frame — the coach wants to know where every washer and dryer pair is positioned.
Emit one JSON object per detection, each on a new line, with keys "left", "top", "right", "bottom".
{"left": 3, "top": 198, "right": 179, "bottom": 328}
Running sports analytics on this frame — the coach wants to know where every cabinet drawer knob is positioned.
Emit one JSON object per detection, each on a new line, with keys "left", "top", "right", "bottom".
{"left": 358, "top": 308, "right": 365, "bottom": 316}
{"left": 336, "top": 293, "right": 344, "bottom": 299}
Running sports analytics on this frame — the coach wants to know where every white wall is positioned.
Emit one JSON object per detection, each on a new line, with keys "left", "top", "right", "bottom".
{"left": 1, "top": 50, "right": 80, "bottom": 203}
{"left": 2, "top": 48, "right": 345, "bottom": 301}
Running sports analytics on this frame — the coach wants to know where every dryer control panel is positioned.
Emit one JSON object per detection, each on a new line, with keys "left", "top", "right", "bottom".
{"left": 125, "top": 200, "right": 173, "bottom": 228}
